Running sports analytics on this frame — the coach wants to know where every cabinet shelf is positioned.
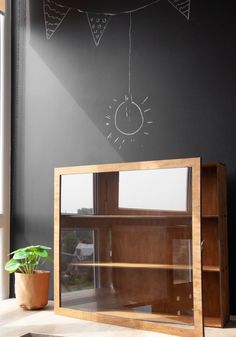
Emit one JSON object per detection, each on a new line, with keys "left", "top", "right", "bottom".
{"left": 100, "top": 310, "right": 223, "bottom": 328}
{"left": 62, "top": 214, "right": 220, "bottom": 219}
{"left": 61, "top": 287, "right": 222, "bottom": 328}
{"left": 98, "top": 310, "right": 222, "bottom": 327}
{"left": 70, "top": 262, "right": 221, "bottom": 272}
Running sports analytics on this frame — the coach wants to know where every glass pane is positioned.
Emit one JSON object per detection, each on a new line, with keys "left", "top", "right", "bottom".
{"left": 61, "top": 173, "right": 94, "bottom": 215}
{"left": 119, "top": 168, "right": 189, "bottom": 211}
{"left": 61, "top": 228, "right": 96, "bottom": 296}
{"left": 173, "top": 239, "right": 192, "bottom": 284}
{"left": 60, "top": 167, "right": 194, "bottom": 329}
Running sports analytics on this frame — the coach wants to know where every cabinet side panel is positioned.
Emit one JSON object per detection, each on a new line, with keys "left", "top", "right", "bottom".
{"left": 220, "top": 216, "right": 230, "bottom": 326}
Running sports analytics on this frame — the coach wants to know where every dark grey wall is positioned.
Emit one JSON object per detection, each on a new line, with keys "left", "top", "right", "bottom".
{"left": 11, "top": 0, "right": 236, "bottom": 312}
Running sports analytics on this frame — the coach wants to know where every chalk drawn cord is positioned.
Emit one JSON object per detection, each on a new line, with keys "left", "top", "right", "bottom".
{"left": 105, "top": 10, "right": 153, "bottom": 150}
{"left": 128, "top": 13, "right": 132, "bottom": 95}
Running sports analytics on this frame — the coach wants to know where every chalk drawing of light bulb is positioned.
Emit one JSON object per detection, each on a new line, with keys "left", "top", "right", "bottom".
{"left": 115, "top": 94, "right": 144, "bottom": 136}
{"left": 105, "top": 13, "right": 153, "bottom": 150}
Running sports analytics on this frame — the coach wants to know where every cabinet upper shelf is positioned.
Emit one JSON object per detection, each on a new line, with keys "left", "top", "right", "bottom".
{"left": 61, "top": 214, "right": 220, "bottom": 219}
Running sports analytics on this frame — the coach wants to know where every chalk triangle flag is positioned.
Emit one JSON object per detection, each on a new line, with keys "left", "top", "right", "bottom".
{"left": 86, "top": 13, "right": 111, "bottom": 47}
{"left": 43, "top": 0, "right": 70, "bottom": 40}
{"left": 168, "top": 0, "right": 191, "bottom": 20}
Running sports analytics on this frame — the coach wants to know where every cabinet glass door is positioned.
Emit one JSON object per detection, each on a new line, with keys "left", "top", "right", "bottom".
{"left": 55, "top": 159, "right": 203, "bottom": 337}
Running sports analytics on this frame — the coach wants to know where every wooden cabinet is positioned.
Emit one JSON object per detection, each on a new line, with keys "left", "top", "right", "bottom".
{"left": 56, "top": 159, "right": 231, "bottom": 336}
{"left": 201, "top": 163, "right": 229, "bottom": 327}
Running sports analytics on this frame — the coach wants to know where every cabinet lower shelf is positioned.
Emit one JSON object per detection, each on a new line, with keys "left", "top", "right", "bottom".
{"left": 60, "top": 287, "right": 223, "bottom": 328}
{"left": 96, "top": 310, "right": 223, "bottom": 328}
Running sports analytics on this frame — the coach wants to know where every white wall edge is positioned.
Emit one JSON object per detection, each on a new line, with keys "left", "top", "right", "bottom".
{"left": 0, "top": 0, "right": 11, "bottom": 300}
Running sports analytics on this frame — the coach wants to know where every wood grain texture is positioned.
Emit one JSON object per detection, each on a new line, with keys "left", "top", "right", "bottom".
{"left": 191, "top": 159, "right": 204, "bottom": 337}
{"left": 54, "top": 170, "right": 61, "bottom": 310}
{"left": 55, "top": 306, "right": 195, "bottom": 337}
{"left": 54, "top": 158, "right": 200, "bottom": 175}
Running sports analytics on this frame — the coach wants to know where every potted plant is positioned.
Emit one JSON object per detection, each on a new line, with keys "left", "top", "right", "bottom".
{"left": 5, "top": 245, "right": 52, "bottom": 310}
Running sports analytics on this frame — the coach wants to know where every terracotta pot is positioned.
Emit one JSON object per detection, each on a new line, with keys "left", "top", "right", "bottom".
{"left": 15, "top": 270, "right": 50, "bottom": 310}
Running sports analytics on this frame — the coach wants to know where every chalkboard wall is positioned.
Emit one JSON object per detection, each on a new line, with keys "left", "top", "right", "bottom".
{"left": 11, "top": 0, "right": 236, "bottom": 312}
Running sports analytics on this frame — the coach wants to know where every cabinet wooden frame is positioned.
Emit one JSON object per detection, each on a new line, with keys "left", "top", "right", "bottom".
{"left": 54, "top": 158, "right": 204, "bottom": 337}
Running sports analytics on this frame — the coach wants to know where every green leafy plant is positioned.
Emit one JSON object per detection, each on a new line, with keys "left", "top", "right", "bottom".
{"left": 5, "top": 245, "right": 52, "bottom": 274}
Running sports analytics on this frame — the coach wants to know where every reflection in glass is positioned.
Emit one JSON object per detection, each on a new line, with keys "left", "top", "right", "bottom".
{"left": 173, "top": 239, "right": 192, "bottom": 285}
{"left": 119, "top": 168, "right": 189, "bottom": 211}
{"left": 61, "top": 173, "right": 94, "bottom": 214}
{"left": 61, "top": 229, "right": 95, "bottom": 301}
